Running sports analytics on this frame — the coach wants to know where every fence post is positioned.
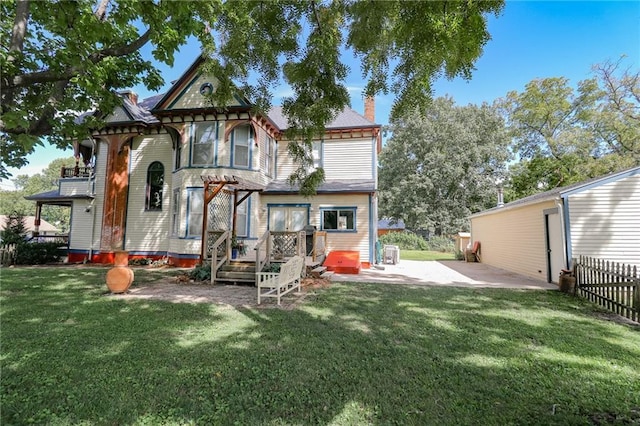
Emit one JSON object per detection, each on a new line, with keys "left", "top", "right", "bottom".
{"left": 633, "top": 266, "right": 639, "bottom": 322}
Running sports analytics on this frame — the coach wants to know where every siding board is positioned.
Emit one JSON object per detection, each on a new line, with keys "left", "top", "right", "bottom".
{"left": 125, "top": 134, "right": 173, "bottom": 252}
{"left": 568, "top": 174, "right": 640, "bottom": 265}
{"left": 471, "top": 200, "right": 557, "bottom": 281}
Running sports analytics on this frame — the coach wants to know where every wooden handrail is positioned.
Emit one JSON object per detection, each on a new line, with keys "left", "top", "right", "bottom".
{"left": 254, "top": 230, "right": 270, "bottom": 282}
{"left": 210, "top": 230, "right": 230, "bottom": 285}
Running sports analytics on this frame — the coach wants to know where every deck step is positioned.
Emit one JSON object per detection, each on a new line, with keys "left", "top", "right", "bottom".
{"left": 320, "top": 270, "right": 334, "bottom": 279}
{"left": 309, "top": 266, "right": 327, "bottom": 278}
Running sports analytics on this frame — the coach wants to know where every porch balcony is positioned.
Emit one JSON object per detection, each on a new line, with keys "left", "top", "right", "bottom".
{"left": 60, "top": 166, "right": 93, "bottom": 178}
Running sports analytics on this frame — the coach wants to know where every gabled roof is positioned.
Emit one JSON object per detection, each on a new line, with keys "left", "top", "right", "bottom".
{"left": 75, "top": 55, "right": 380, "bottom": 133}
{"left": 267, "top": 106, "right": 377, "bottom": 131}
{"left": 471, "top": 166, "right": 640, "bottom": 218}
{"left": 264, "top": 179, "right": 376, "bottom": 194}
{"left": 118, "top": 97, "right": 159, "bottom": 125}
{"left": 75, "top": 94, "right": 160, "bottom": 126}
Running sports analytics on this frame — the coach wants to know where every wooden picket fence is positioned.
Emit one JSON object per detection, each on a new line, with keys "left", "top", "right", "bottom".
{"left": 0, "top": 244, "right": 17, "bottom": 266}
{"left": 574, "top": 255, "right": 639, "bottom": 323}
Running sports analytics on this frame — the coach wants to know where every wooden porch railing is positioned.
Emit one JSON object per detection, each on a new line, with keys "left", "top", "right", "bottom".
{"left": 60, "top": 166, "right": 93, "bottom": 178}
{"left": 254, "top": 231, "right": 306, "bottom": 280}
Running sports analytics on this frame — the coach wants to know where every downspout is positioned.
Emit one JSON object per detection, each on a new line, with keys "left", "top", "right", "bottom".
{"left": 87, "top": 139, "right": 97, "bottom": 262}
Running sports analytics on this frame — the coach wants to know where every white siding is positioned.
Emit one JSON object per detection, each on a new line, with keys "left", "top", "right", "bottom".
{"left": 568, "top": 174, "right": 640, "bottom": 266}
{"left": 471, "top": 200, "right": 557, "bottom": 282}
{"left": 276, "top": 138, "right": 374, "bottom": 181}
{"left": 275, "top": 140, "right": 297, "bottom": 180}
{"left": 323, "top": 138, "right": 374, "bottom": 180}
{"left": 125, "top": 134, "right": 173, "bottom": 252}
{"left": 69, "top": 141, "right": 108, "bottom": 253}
{"left": 259, "top": 193, "right": 372, "bottom": 263}
{"left": 68, "top": 199, "right": 94, "bottom": 251}
{"left": 59, "top": 179, "right": 92, "bottom": 197}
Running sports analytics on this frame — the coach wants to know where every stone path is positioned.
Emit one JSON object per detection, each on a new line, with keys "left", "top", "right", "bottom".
{"left": 111, "top": 276, "right": 329, "bottom": 309}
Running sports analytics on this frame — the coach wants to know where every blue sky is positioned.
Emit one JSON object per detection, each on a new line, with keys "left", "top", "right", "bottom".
{"left": 3, "top": 1, "right": 638, "bottom": 189}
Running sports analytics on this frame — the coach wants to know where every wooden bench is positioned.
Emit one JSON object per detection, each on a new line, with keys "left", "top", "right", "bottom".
{"left": 256, "top": 256, "right": 304, "bottom": 305}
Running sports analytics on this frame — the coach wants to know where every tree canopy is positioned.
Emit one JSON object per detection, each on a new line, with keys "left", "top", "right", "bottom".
{"left": 0, "top": 157, "right": 75, "bottom": 231}
{"left": 378, "top": 97, "right": 510, "bottom": 235}
{"left": 499, "top": 57, "right": 639, "bottom": 199}
{"left": 1, "top": 0, "right": 504, "bottom": 180}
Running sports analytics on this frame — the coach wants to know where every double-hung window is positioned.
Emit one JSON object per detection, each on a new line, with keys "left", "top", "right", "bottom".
{"left": 312, "top": 141, "right": 322, "bottom": 169}
{"left": 321, "top": 207, "right": 356, "bottom": 232}
{"left": 232, "top": 124, "right": 251, "bottom": 168}
{"left": 192, "top": 122, "right": 216, "bottom": 166}
{"left": 171, "top": 189, "right": 180, "bottom": 236}
{"left": 174, "top": 139, "right": 182, "bottom": 170}
{"left": 235, "top": 194, "right": 249, "bottom": 237}
{"left": 265, "top": 136, "right": 276, "bottom": 177}
{"left": 187, "top": 189, "right": 204, "bottom": 238}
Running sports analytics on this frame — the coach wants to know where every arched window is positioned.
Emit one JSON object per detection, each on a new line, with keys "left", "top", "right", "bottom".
{"left": 146, "top": 162, "right": 164, "bottom": 211}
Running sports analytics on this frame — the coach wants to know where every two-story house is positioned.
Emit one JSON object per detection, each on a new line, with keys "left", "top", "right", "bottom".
{"left": 27, "top": 56, "right": 381, "bottom": 275}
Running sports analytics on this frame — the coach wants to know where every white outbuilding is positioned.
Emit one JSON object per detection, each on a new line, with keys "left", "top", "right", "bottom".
{"left": 470, "top": 166, "right": 640, "bottom": 284}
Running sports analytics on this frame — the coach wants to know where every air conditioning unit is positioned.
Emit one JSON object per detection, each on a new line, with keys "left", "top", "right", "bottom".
{"left": 383, "top": 245, "right": 400, "bottom": 265}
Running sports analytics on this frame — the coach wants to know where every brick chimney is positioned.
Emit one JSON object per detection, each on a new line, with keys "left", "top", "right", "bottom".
{"left": 364, "top": 96, "right": 375, "bottom": 122}
{"left": 120, "top": 90, "right": 138, "bottom": 105}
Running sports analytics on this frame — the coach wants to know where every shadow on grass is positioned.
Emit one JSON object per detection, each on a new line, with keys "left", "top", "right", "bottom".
{"left": 1, "top": 268, "right": 639, "bottom": 425}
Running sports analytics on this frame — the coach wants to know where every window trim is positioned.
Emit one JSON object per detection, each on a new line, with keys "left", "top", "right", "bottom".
{"left": 320, "top": 207, "right": 357, "bottom": 233}
{"left": 145, "top": 161, "right": 164, "bottom": 211}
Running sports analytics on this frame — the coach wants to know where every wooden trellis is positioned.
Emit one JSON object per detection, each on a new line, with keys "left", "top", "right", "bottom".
{"left": 200, "top": 175, "right": 264, "bottom": 262}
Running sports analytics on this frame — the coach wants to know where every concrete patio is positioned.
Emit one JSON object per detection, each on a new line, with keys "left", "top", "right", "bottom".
{"left": 330, "top": 259, "right": 558, "bottom": 290}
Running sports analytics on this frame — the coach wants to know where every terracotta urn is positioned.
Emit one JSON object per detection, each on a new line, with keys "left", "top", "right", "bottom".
{"left": 106, "top": 250, "right": 134, "bottom": 294}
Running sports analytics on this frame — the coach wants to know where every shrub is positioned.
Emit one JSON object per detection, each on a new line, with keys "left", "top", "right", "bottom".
{"left": 15, "top": 242, "right": 67, "bottom": 265}
{"left": 425, "top": 236, "right": 455, "bottom": 253}
{"left": 379, "top": 231, "right": 429, "bottom": 250}
{"left": 129, "top": 257, "right": 152, "bottom": 266}
{"left": 189, "top": 262, "right": 211, "bottom": 281}
{"left": 262, "top": 263, "right": 281, "bottom": 273}
{"left": 378, "top": 231, "right": 455, "bottom": 253}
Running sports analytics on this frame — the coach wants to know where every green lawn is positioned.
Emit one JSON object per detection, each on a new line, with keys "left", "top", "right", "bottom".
{"left": 400, "top": 249, "right": 456, "bottom": 261}
{"left": 1, "top": 267, "right": 639, "bottom": 425}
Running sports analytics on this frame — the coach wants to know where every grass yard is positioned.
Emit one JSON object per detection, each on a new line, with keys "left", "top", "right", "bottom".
{"left": 400, "top": 250, "right": 456, "bottom": 261}
{"left": 1, "top": 267, "right": 639, "bottom": 425}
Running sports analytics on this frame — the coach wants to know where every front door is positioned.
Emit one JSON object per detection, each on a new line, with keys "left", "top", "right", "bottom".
{"left": 269, "top": 206, "right": 308, "bottom": 232}
{"left": 545, "top": 211, "right": 565, "bottom": 283}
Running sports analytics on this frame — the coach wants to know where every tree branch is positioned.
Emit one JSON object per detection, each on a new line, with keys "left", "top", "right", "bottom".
{"left": 94, "top": 0, "right": 110, "bottom": 21}
{"left": 9, "top": 0, "right": 30, "bottom": 54}
{"left": 2, "top": 28, "right": 152, "bottom": 91}
{"left": 5, "top": 80, "right": 70, "bottom": 137}
{"left": 3, "top": 0, "right": 31, "bottom": 108}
